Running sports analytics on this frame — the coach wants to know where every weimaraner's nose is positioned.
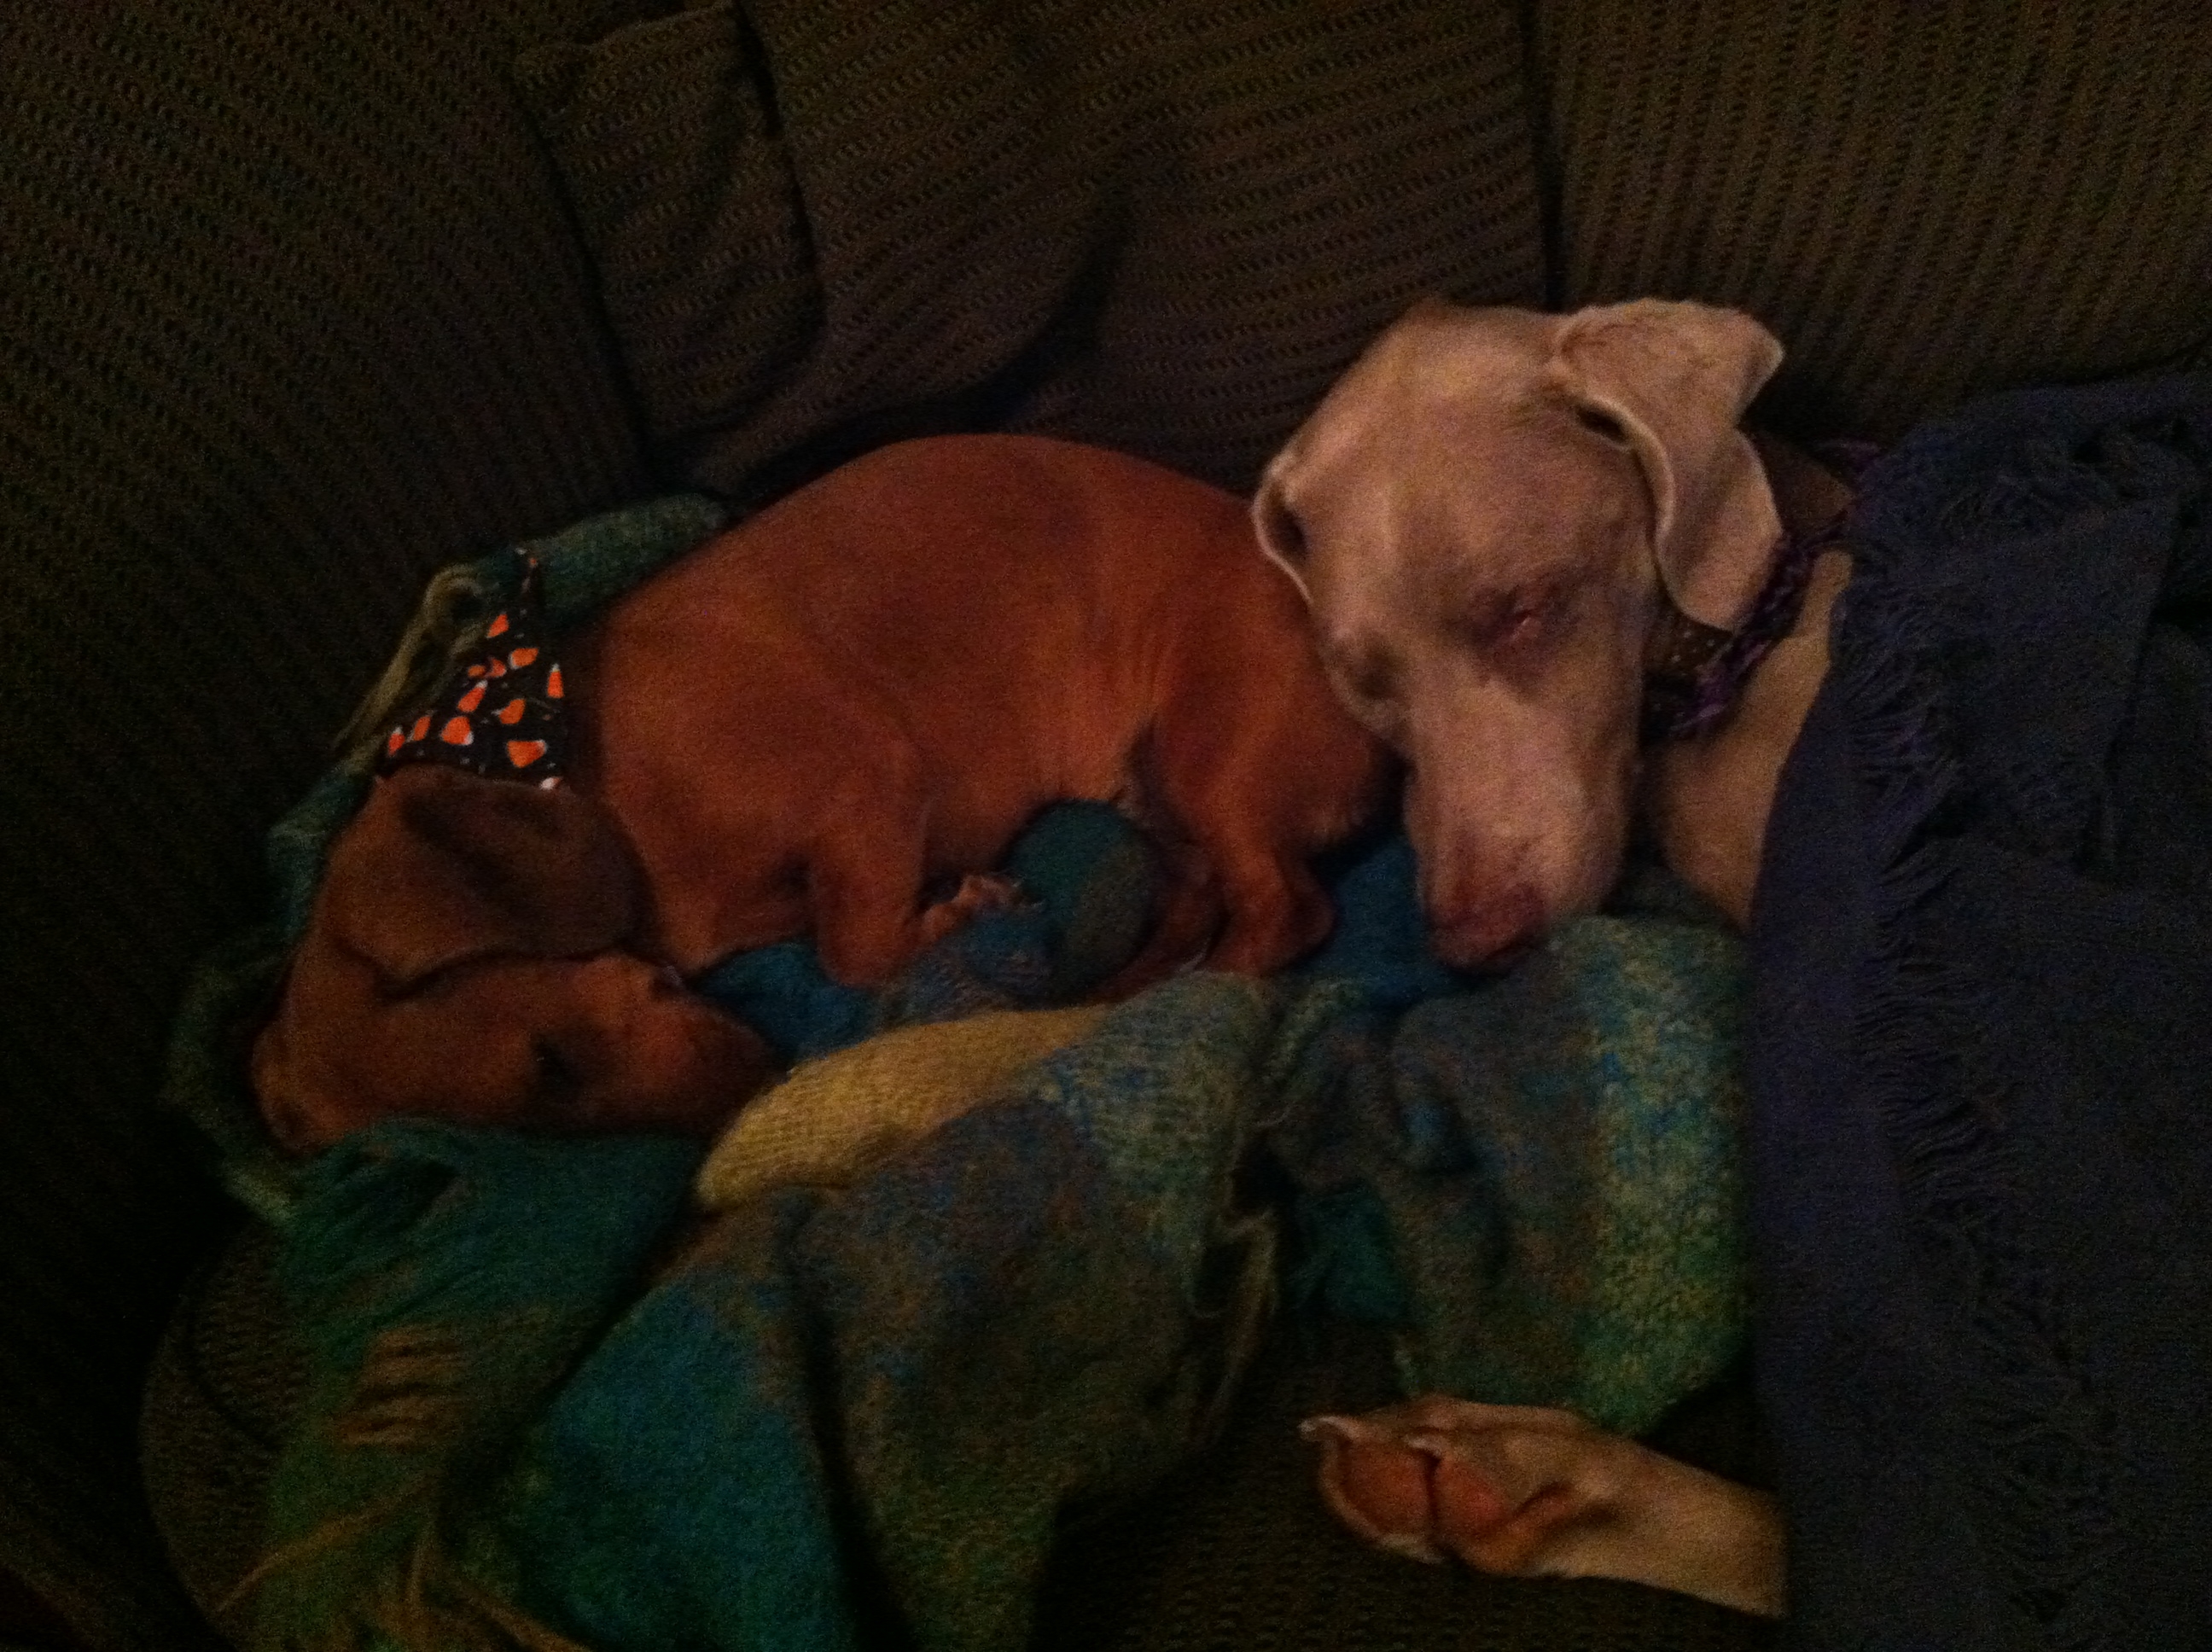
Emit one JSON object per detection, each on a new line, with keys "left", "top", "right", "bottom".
{"left": 1429, "top": 884, "right": 1545, "bottom": 971}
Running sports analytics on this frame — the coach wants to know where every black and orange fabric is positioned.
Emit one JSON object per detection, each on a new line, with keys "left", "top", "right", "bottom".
{"left": 376, "top": 554, "right": 571, "bottom": 788}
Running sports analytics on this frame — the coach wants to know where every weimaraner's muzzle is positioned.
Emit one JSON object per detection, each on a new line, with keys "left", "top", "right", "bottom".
{"left": 1254, "top": 298, "right": 1790, "bottom": 966}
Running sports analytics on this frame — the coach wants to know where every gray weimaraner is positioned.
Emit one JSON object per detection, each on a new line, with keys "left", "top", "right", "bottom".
{"left": 1255, "top": 296, "right": 1851, "bottom": 962}
{"left": 1262, "top": 298, "right": 1859, "bottom": 1617}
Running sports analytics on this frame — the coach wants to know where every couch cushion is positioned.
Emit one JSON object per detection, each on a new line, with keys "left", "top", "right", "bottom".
{"left": 0, "top": 0, "right": 656, "bottom": 1640}
{"left": 515, "top": 0, "right": 1548, "bottom": 500}
{"left": 1534, "top": 0, "right": 2212, "bottom": 439}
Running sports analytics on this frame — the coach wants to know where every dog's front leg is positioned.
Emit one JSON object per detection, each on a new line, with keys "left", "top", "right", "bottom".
{"left": 1303, "top": 1396, "right": 1784, "bottom": 1618}
{"left": 803, "top": 804, "right": 938, "bottom": 990}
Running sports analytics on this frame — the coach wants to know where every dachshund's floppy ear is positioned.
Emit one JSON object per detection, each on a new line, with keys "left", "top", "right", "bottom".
{"left": 321, "top": 765, "right": 640, "bottom": 990}
{"left": 1545, "top": 300, "right": 1785, "bottom": 631}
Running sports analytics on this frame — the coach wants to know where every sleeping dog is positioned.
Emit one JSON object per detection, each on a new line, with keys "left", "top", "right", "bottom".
{"left": 1254, "top": 297, "right": 1853, "bottom": 962}
{"left": 1260, "top": 298, "right": 1854, "bottom": 1619}
{"left": 252, "top": 435, "right": 1392, "bottom": 1153}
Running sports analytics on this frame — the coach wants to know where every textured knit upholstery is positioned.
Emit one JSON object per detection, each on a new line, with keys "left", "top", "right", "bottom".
{"left": 514, "top": 0, "right": 1545, "bottom": 497}
{"left": 1531, "top": 0, "right": 2212, "bottom": 437}
{"left": 1, "top": 2, "right": 648, "bottom": 1643}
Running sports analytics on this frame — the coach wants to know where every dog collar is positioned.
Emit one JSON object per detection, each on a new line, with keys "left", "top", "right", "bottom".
{"left": 378, "top": 549, "right": 571, "bottom": 786}
{"left": 1641, "top": 444, "right": 1870, "bottom": 742}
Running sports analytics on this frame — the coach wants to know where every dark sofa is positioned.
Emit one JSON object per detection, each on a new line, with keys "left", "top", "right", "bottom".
{"left": 4, "top": 2, "right": 2209, "bottom": 1647}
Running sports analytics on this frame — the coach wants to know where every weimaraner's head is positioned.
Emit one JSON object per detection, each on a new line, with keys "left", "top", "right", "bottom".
{"left": 1254, "top": 299, "right": 1784, "bottom": 967}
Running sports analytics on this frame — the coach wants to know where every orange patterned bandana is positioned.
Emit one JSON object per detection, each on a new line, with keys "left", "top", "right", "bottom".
{"left": 378, "top": 550, "right": 568, "bottom": 788}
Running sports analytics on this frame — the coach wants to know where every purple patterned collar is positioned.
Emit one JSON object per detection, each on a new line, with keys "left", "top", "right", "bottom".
{"left": 1640, "top": 444, "right": 1869, "bottom": 742}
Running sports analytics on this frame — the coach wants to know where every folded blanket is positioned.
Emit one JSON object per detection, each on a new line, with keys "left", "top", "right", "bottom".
{"left": 169, "top": 498, "right": 1754, "bottom": 1652}
{"left": 1749, "top": 374, "right": 2212, "bottom": 1651}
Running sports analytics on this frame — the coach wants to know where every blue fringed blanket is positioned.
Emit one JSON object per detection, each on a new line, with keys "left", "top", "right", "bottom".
{"left": 169, "top": 497, "right": 1756, "bottom": 1652}
{"left": 1749, "top": 375, "right": 2212, "bottom": 1651}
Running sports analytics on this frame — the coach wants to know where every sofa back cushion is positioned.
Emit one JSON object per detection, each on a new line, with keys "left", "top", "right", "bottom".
{"left": 515, "top": 0, "right": 1549, "bottom": 500}
{"left": 1534, "top": 0, "right": 2212, "bottom": 438}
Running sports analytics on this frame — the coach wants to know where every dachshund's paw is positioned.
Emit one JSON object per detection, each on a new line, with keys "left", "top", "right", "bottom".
{"left": 917, "top": 873, "right": 1024, "bottom": 946}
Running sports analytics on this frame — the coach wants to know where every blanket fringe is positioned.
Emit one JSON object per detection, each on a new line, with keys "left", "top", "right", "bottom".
{"left": 240, "top": 1516, "right": 594, "bottom": 1652}
{"left": 1189, "top": 1201, "right": 1278, "bottom": 1451}
{"left": 1827, "top": 422, "right": 2144, "bottom": 1643}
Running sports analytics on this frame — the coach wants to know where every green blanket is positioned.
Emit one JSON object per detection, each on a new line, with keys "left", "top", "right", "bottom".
{"left": 169, "top": 499, "right": 1750, "bottom": 1652}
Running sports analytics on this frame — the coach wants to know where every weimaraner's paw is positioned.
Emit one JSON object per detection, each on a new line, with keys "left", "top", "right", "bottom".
{"left": 1301, "top": 1394, "right": 1785, "bottom": 1619}
{"left": 1301, "top": 1397, "right": 1608, "bottom": 1571}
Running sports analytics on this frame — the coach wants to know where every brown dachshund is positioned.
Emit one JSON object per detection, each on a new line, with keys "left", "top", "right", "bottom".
{"left": 253, "top": 435, "right": 1393, "bottom": 1152}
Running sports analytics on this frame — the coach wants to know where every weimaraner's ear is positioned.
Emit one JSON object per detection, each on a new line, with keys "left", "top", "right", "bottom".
{"left": 1545, "top": 300, "right": 1784, "bottom": 631}
{"left": 321, "top": 765, "right": 640, "bottom": 990}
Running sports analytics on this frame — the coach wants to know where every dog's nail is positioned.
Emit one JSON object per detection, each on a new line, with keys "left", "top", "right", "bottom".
{"left": 1374, "top": 1530, "right": 1450, "bottom": 1565}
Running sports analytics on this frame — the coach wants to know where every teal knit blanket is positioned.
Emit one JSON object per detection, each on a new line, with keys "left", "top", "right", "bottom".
{"left": 170, "top": 498, "right": 1750, "bottom": 1652}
